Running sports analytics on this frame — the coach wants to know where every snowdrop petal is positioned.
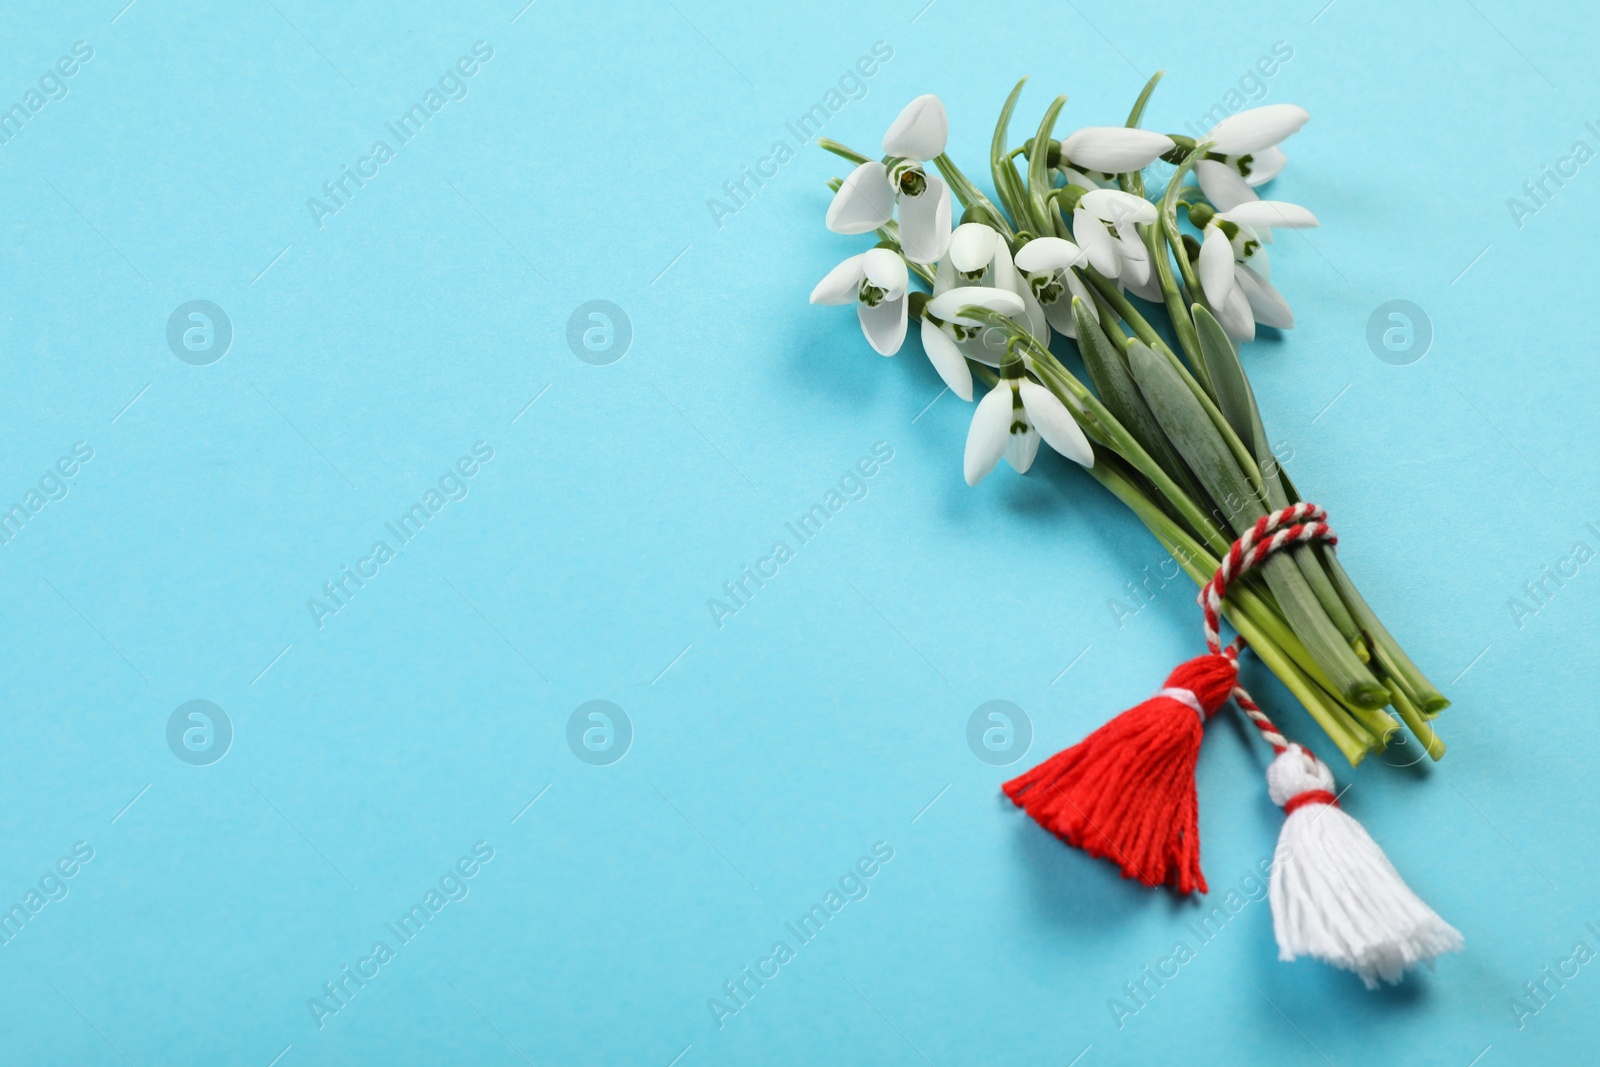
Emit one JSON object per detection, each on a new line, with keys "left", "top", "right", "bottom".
{"left": 1004, "top": 420, "right": 1040, "bottom": 474}
{"left": 991, "top": 240, "right": 1020, "bottom": 295}
{"left": 1236, "top": 265, "right": 1293, "bottom": 329}
{"left": 1243, "top": 145, "right": 1286, "bottom": 185}
{"left": 926, "top": 285, "right": 1024, "bottom": 323}
{"left": 1118, "top": 244, "right": 1151, "bottom": 288}
{"left": 1198, "top": 226, "right": 1237, "bottom": 308}
{"left": 1111, "top": 222, "right": 1150, "bottom": 287}
{"left": 964, "top": 384, "right": 1015, "bottom": 485}
{"left": 1081, "top": 188, "right": 1157, "bottom": 226}
{"left": 1207, "top": 104, "right": 1310, "bottom": 155}
{"left": 826, "top": 162, "right": 895, "bottom": 234}
{"left": 1061, "top": 127, "right": 1176, "bottom": 173}
{"left": 1218, "top": 284, "right": 1256, "bottom": 342}
{"left": 1041, "top": 298, "right": 1078, "bottom": 336}
{"left": 883, "top": 94, "right": 949, "bottom": 160}
{"left": 810, "top": 253, "right": 866, "bottom": 305}
{"left": 949, "top": 222, "right": 998, "bottom": 273}
{"left": 968, "top": 332, "right": 1007, "bottom": 367}
{"left": 1019, "top": 380, "right": 1093, "bottom": 468}
{"left": 1222, "top": 200, "right": 1319, "bottom": 230}
{"left": 919, "top": 318, "right": 974, "bottom": 401}
{"left": 858, "top": 294, "right": 908, "bottom": 355}
{"left": 897, "top": 175, "right": 952, "bottom": 264}
{"left": 1195, "top": 159, "right": 1257, "bottom": 214}
{"left": 1015, "top": 279, "right": 1051, "bottom": 346}
{"left": 861, "top": 247, "right": 909, "bottom": 297}
{"left": 1123, "top": 269, "right": 1165, "bottom": 303}
{"left": 1014, "top": 236, "right": 1087, "bottom": 273}
{"left": 931, "top": 254, "right": 957, "bottom": 297}
{"left": 1074, "top": 207, "right": 1120, "bottom": 278}
{"left": 1248, "top": 241, "right": 1271, "bottom": 279}
{"left": 1061, "top": 166, "right": 1104, "bottom": 190}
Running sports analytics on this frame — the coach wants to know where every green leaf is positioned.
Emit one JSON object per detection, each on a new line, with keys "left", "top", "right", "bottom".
{"left": 1125, "top": 71, "right": 1164, "bottom": 130}
{"left": 1072, "top": 300, "right": 1211, "bottom": 522}
{"left": 1125, "top": 339, "right": 1255, "bottom": 527}
{"left": 1027, "top": 96, "right": 1066, "bottom": 236}
{"left": 1190, "top": 303, "right": 1261, "bottom": 457}
{"left": 990, "top": 78, "right": 1031, "bottom": 229}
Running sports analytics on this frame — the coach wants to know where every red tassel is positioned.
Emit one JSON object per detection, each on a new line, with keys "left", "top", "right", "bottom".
{"left": 1002, "top": 653, "right": 1237, "bottom": 894}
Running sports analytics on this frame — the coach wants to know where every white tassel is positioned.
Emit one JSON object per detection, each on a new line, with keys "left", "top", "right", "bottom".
{"left": 1266, "top": 745, "right": 1463, "bottom": 988}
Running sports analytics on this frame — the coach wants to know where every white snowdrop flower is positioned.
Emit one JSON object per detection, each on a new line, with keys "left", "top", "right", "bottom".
{"left": 1059, "top": 126, "right": 1175, "bottom": 175}
{"left": 1194, "top": 160, "right": 1274, "bottom": 246}
{"left": 919, "top": 285, "right": 1026, "bottom": 402}
{"left": 809, "top": 247, "right": 911, "bottom": 355}
{"left": 1072, "top": 188, "right": 1157, "bottom": 287}
{"left": 931, "top": 222, "right": 1050, "bottom": 356}
{"left": 1195, "top": 159, "right": 1258, "bottom": 214}
{"left": 946, "top": 221, "right": 1006, "bottom": 281}
{"left": 1197, "top": 200, "right": 1315, "bottom": 341}
{"left": 1013, "top": 236, "right": 1097, "bottom": 339}
{"left": 963, "top": 371, "right": 1094, "bottom": 486}
{"left": 825, "top": 95, "right": 953, "bottom": 265}
{"left": 1205, "top": 104, "right": 1309, "bottom": 187}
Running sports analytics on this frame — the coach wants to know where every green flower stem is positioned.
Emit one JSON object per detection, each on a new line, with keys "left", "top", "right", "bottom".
{"left": 1091, "top": 459, "right": 1345, "bottom": 698}
{"left": 1166, "top": 218, "right": 1202, "bottom": 299}
{"left": 1239, "top": 432, "right": 1366, "bottom": 652}
{"left": 1142, "top": 147, "right": 1209, "bottom": 394}
{"left": 1153, "top": 147, "right": 1210, "bottom": 373}
{"left": 1147, "top": 220, "right": 1203, "bottom": 389}
{"left": 816, "top": 138, "right": 870, "bottom": 166}
{"left": 1158, "top": 170, "right": 1203, "bottom": 300}
{"left": 1184, "top": 286, "right": 1367, "bottom": 661}
{"left": 1027, "top": 333, "right": 1354, "bottom": 712}
{"left": 1389, "top": 683, "right": 1447, "bottom": 761}
{"left": 1031, "top": 353, "right": 1418, "bottom": 766}
{"left": 1343, "top": 687, "right": 1402, "bottom": 745}
{"left": 1092, "top": 457, "right": 1372, "bottom": 765}
{"left": 1085, "top": 396, "right": 1405, "bottom": 751}
{"left": 1116, "top": 335, "right": 1388, "bottom": 710}
{"left": 1034, "top": 345, "right": 1378, "bottom": 721}
{"left": 1051, "top": 296, "right": 1383, "bottom": 713}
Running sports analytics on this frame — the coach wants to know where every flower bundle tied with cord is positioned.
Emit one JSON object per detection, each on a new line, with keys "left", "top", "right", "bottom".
{"left": 808, "top": 79, "right": 1462, "bottom": 986}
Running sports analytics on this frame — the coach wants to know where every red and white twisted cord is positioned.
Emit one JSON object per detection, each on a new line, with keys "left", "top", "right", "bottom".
{"left": 1198, "top": 504, "right": 1337, "bottom": 755}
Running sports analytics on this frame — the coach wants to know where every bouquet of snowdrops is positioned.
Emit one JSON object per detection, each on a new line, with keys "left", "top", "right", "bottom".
{"left": 810, "top": 78, "right": 1447, "bottom": 769}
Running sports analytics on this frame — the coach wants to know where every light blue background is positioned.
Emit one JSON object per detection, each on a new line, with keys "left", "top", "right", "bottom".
{"left": 0, "top": 0, "right": 1595, "bottom": 1063}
